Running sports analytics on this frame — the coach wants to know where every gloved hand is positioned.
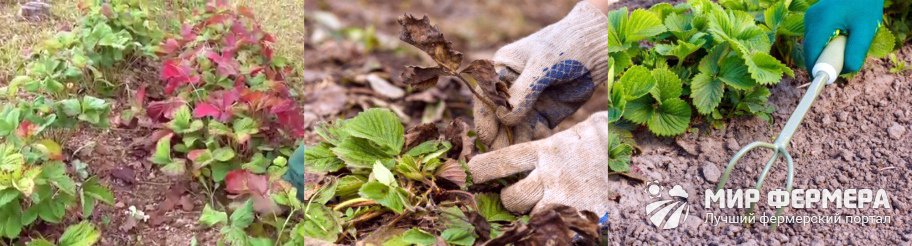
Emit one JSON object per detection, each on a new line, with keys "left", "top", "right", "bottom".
{"left": 284, "top": 144, "right": 307, "bottom": 201}
{"left": 468, "top": 112, "right": 612, "bottom": 215}
{"left": 804, "top": 0, "right": 884, "bottom": 73}
{"left": 475, "top": 1, "right": 609, "bottom": 149}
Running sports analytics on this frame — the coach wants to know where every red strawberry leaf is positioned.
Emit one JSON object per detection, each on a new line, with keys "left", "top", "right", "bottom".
{"left": 206, "top": 51, "right": 240, "bottom": 77}
{"left": 192, "top": 102, "right": 220, "bottom": 119}
{"left": 147, "top": 98, "right": 186, "bottom": 122}
{"left": 16, "top": 120, "right": 36, "bottom": 138}
{"left": 225, "top": 169, "right": 268, "bottom": 196}
{"left": 160, "top": 39, "right": 181, "bottom": 54}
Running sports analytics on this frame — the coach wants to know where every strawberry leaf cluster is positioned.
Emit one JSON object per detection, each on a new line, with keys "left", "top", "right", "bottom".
{"left": 145, "top": 2, "right": 302, "bottom": 188}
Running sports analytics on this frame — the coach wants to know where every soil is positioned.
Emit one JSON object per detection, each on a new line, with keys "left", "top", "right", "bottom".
{"left": 303, "top": 0, "right": 912, "bottom": 245}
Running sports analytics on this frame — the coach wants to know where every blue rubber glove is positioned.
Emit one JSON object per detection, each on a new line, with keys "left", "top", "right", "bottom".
{"left": 804, "top": 0, "right": 884, "bottom": 73}
{"left": 283, "top": 144, "right": 306, "bottom": 201}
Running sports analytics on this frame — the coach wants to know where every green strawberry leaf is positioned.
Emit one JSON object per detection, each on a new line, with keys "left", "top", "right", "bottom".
{"left": 229, "top": 199, "right": 255, "bottom": 229}
{"left": 151, "top": 134, "right": 173, "bottom": 165}
{"left": 617, "top": 66, "right": 656, "bottom": 100}
{"left": 304, "top": 143, "right": 344, "bottom": 173}
{"left": 82, "top": 177, "right": 114, "bottom": 205}
{"left": 441, "top": 228, "right": 476, "bottom": 246}
{"left": 718, "top": 55, "right": 757, "bottom": 90}
{"left": 345, "top": 108, "right": 405, "bottom": 155}
{"left": 385, "top": 228, "right": 437, "bottom": 246}
{"left": 300, "top": 203, "right": 343, "bottom": 242}
{"left": 622, "top": 97, "right": 655, "bottom": 124}
{"left": 607, "top": 133, "right": 633, "bottom": 172}
{"left": 332, "top": 137, "right": 396, "bottom": 170}
{"left": 358, "top": 181, "right": 409, "bottom": 214}
{"left": 475, "top": 193, "right": 516, "bottom": 222}
{"left": 647, "top": 98, "right": 692, "bottom": 136}
{"left": 650, "top": 67, "right": 683, "bottom": 101}
{"left": 372, "top": 161, "right": 397, "bottom": 187}
{"left": 691, "top": 72, "right": 724, "bottom": 115}
{"left": 57, "top": 221, "right": 100, "bottom": 246}
{"left": 868, "top": 27, "right": 895, "bottom": 59}
{"left": 744, "top": 52, "right": 791, "bottom": 85}
{"left": 199, "top": 204, "right": 228, "bottom": 227}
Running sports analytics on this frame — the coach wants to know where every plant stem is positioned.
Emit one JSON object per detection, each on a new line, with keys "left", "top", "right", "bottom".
{"left": 274, "top": 207, "right": 298, "bottom": 246}
{"left": 333, "top": 197, "right": 375, "bottom": 212}
{"left": 344, "top": 210, "right": 384, "bottom": 227}
{"left": 451, "top": 71, "right": 514, "bottom": 143}
{"left": 453, "top": 72, "right": 497, "bottom": 111}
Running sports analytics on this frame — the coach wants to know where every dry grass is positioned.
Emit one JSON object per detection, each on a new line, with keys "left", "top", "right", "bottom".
{"left": 241, "top": 0, "right": 305, "bottom": 72}
{"left": 0, "top": 1, "right": 78, "bottom": 83}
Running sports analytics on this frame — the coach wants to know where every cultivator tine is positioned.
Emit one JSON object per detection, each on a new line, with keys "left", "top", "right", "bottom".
{"left": 715, "top": 142, "right": 797, "bottom": 231}
{"left": 716, "top": 141, "right": 776, "bottom": 191}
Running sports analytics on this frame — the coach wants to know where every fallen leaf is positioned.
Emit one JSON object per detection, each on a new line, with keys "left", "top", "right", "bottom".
{"left": 179, "top": 195, "right": 194, "bottom": 211}
{"left": 443, "top": 119, "right": 472, "bottom": 161}
{"left": 305, "top": 83, "right": 347, "bottom": 116}
{"left": 397, "top": 15, "right": 463, "bottom": 71}
{"left": 485, "top": 204, "right": 600, "bottom": 246}
{"left": 366, "top": 73, "right": 405, "bottom": 99}
{"left": 119, "top": 216, "right": 138, "bottom": 232}
{"left": 404, "top": 123, "right": 438, "bottom": 149}
{"left": 110, "top": 167, "right": 135, "bottom": 185}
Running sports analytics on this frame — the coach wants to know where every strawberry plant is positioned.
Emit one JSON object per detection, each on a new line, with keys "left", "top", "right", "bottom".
{"left": 0, "top": 101, "right": 114, "bottom": 240}
{"left": 885, "top": 0, "right": 912, "bottom": 47}
{"left": 25, "top": 221, "right": 102, "bottom": 246}
{"left": 7, "top": 0, "right": 163, "bottom": 97}
{"left": 284, "top": 108, "right": 596, "bottom": 244}
{"left": 606, "top": 0, "right": 894, "bottom": 134}
{"left": 144, "top": 1, "right": 303, "bottom": 188}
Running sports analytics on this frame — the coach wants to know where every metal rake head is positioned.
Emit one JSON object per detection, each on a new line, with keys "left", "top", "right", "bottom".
{"left": 715, "top": 141, "right": 795, "bottom": 231}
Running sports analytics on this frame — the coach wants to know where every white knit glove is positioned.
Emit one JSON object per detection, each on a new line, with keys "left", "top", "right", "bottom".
{"left": 468, "top": 112, "right": 613, "bottom": 215}
{"left": 475, "top": 1, "right": 609, "bottom": 149}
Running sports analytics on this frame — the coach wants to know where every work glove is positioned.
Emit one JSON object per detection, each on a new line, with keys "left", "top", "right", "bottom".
{"left": 469, "top": 112, "right": 612, "bottom": 215}
{"left": 804, "top": 0, "right": 884, "bottom": 73}
{"left": 475, "top": 1, "right": 609, "bottom": 149}
{"left": 284, "top": 144, "right": 307, "bottom": 201}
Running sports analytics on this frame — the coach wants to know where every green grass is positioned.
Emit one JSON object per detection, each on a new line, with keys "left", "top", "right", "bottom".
{"left": 0, "top": 1, "right": 79, "bottom": 83}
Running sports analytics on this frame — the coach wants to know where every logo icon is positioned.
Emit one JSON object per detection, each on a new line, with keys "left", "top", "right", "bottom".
{"left": 645, "top": 182, "right": 690, "bottom": 229}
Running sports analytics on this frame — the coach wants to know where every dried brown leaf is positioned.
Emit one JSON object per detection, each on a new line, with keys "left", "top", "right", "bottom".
{"left": 109, "top": 167, "right": 135, "bottom": 185}
{"left": 443, "top": 119, "right": 472, "bottom": 161}
{"left": 397, "top": 14, "right": 463, "bottom": 71}
{"left": 460, "top": 60, "right": 510, "bottom": 109}
{"left": 485, "top": 204, "right": 600, "bottom": 246}
{"left": 435, "top": 159, "right": 467, "bottom": 188}
{"left": 401, "top": 66, "right": 446, "bottom": 90}
{"left": 404, "top": 123, "right": 439, "bottom": 149}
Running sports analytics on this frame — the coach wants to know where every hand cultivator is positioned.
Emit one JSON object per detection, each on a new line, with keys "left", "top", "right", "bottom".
{"left": 716, "top": 36, "right": 846, "bottom": 229}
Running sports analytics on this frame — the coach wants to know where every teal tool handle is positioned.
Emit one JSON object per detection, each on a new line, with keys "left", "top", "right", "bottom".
{"left": 774, "top": 35, "right": 846, "bottom": 146}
